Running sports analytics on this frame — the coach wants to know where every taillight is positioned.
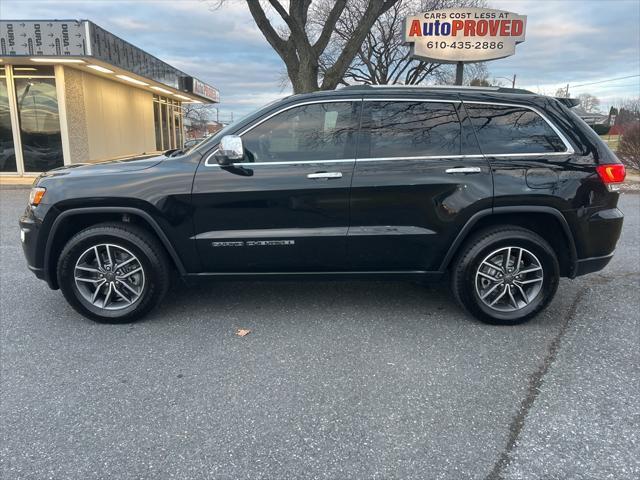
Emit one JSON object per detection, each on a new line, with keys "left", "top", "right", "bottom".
{"left": 596, "top": 164, "right": 626, "bottom": 191}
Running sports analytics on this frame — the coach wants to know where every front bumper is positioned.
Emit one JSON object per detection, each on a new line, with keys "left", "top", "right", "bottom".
{"left": 575, "top": 252, "right": 614, "bottom": 277}
{"left": 19, "top": 209, "right": 46, "bottom": 282}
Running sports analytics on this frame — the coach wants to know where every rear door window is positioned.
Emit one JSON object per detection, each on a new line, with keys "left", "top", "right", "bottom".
{"left": 358, "top": 101, "right": 463, "bottom": 158}
{"left": 464, "top": 104, "right": 567, "bottom": 154}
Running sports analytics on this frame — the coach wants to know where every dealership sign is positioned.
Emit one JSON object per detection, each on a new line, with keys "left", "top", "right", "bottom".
{"left": 404, "top": 8, "right": 527, "bottom": 63}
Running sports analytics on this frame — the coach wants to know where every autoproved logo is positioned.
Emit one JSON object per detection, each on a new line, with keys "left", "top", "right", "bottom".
{"left": 404, "top": 7, "right": 527, "bottom": 63}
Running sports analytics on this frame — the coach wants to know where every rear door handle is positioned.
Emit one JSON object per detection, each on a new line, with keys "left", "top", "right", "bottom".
{"left": 445, "top": 167, "right": 482, "bottom": 174}
{"left": 307, "top": 172, "right": 343, "bottom": 179}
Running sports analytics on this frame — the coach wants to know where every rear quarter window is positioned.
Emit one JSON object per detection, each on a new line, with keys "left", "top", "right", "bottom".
{"left": 464, "top": 104, "right": 567, "bottom": 154}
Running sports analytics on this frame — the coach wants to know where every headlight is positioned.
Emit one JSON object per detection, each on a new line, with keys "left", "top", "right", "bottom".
{"left": 29, "top": 187, "right": 46, "bottom": 206}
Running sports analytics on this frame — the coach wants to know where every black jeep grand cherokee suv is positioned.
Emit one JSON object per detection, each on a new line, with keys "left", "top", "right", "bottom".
{"left": 20, "top": 86, "right": 625, "bottom": 325}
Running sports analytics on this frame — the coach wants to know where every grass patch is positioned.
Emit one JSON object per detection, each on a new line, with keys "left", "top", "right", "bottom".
{"left": 600, "top": 134, "right": 622, "bottom": 151}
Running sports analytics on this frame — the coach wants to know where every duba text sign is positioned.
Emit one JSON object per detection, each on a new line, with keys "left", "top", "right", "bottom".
{"left": 404, "top": 8, "right": 527, "bottom": 63}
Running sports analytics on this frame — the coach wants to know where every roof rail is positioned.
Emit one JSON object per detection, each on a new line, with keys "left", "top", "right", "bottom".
{"left": 339, "top": 84, "right": 534, "bottom": 94}
{"left": 555, "top": 97, "right": 580, "bottom": 108}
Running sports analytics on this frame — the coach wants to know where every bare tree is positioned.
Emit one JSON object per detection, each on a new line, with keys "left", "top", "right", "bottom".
{"left": 233, "top": 0, "right": 400, "bottom": 93}
{"left": 577, "top": 93, "right": 601, "bottom": 113}
{"left": 555, "top": 86, "right": 570, "bottom": 98}
{"left": 611, "top": 98, "right": 640, "bottom": 125}
{"left": 312, "top": 0, "right": 486, "bottom": 86}
{"left": 618, "top": 123, "right": 640, "bottom": 170}
{"left": 182, "top": 103, "right": 215, "bottom": 138}
{"left": 436, "top": 61, "right": 490, "bottom": 86}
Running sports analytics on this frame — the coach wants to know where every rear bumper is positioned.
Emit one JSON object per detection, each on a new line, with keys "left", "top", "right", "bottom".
{"left": 569, "top": 207, "right": 622, "bottom": 278}
{"left": 575, "top": 252, "right": 614, "bottom": 277}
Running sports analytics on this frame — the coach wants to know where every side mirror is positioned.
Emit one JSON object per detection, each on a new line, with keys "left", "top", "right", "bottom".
{"left": 215, "top": 135, "right": 244, "bottom": 165}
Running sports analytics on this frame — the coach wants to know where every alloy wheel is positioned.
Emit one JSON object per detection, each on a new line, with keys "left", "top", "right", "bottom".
{"left": 74, "top": 243, "right": 145, "bottom": 310}
{"left": 474, "top": 246, "right": 544, "bottom": 312}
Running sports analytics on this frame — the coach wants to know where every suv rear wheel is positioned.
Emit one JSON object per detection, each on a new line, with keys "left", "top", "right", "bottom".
{"left": 451, "top": 226, "right": 560, "bottom": 325}
{"left": 57, "top": 223, "right": 170, "bottom": 323}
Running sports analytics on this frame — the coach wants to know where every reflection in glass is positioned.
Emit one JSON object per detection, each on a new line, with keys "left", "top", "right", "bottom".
{"left": 0, "top": 70, "right": 17, "bottom": 172}
{"left": 359, "top": 102, "right": 462, "bottom": 158}
{"left": 174, "top": 103, "right": 183, "bottom": 148}
{"left": 14, "top": 77, "right": 63, "bottom": 171}
{"left": 168, "top": 100, "right": 175, "bottom": 149}
{"left": 242, "top": 102, "right": 360, "bottom": 162}
{"left": 161, "top": 100, "right": 170, "bottom": 150}
{"left": 153, "top": 95, "right": 163, "bottom": 151}
{"left": 466, "top": 105, "right": 566, "bottom": 154}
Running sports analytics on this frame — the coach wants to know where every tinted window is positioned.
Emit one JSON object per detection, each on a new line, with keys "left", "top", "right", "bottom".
{"left": 359, "top": 101, "right": 462, "bottom": 158}
{"left": 465, "top": 104, "right": 566, "bottom": 154}
{"left": 241, "top": 102, "right": 360, "bottom": 162}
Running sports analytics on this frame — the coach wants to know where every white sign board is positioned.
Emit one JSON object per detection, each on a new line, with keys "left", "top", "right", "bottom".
{"left": 404, "top": 8, "right": 527, "bottom": 63}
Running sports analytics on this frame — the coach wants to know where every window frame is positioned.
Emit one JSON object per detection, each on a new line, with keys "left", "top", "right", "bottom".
{"left": 357, "top": 98, "right": 466, "bottom": 160}
{"left": 203, "top": 97, "right": 574, "bottom": 167}
{"left": 462, "top": 101, "right": 575, "bottom": 157}
{"left": 204, "top": 98, "right": 363, "bottom": 166}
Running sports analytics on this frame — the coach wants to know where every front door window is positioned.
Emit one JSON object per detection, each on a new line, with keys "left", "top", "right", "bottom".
{"left": 240, "top": 101, "right": 361, "bottom": 163}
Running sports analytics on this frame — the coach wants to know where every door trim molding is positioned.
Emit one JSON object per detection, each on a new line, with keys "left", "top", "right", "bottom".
{"left": 193, "top": 226, "right": 348, "bottom": 240}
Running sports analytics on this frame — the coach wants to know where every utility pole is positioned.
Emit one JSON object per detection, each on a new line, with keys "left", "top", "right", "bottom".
{"left": 565, "top": 83, "right": 570, "bottom": 97}
{"left": 512, "top": 74, "right": 517, "bottom": 88}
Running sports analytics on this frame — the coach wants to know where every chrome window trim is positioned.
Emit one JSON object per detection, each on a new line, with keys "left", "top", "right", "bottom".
{"left": 462, "top": 100, "right": 575, "bottom": 155}
{"left": 212, "top": 159, "right": 356, "bottom": 167}
{"left": 204, "top": 98, "right": 574, "bottom": 167}
{"left": 356, "top": 151, "right": 571, "bottom": 162}
{"left": 357, "top": 154, "right": 484, "bottom": 162}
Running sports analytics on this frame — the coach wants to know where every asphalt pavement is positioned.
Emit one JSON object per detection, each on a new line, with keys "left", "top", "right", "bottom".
{"left": 1, "top": 187, "right": 638, "bottom": 480}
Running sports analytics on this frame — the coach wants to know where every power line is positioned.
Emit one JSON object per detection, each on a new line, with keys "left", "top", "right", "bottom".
{"left": 571, "top": 74, "right": 640, "bottom": 88}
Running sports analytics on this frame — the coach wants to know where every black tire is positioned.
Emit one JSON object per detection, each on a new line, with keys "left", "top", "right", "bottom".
{"left": 57, "top": 222, "right": 171, "bottom": 323}
{"left": 450, "top": 225, "right": 560, "bottom": 325}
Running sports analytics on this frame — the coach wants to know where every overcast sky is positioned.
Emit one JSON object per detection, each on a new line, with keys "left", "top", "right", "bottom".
{"left": 1, "top": 0, "right": 639, "bottom": 119}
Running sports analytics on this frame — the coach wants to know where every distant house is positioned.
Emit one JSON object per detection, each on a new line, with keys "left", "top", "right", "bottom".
{"left": 184, "top": 118, "right": 224, "bottom": 139}
{"left": 572, "top": 106, "right": 608, "bottom": 126}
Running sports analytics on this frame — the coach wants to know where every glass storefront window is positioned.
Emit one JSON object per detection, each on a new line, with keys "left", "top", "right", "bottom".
{"left": 153, "top": 95, "right": 162, "bottom": 151}
{"left": 174, "top": 103, "right": 183, "bottom": 149}
{"left": 160, "top": 99, "right": 170, "bottom": 150}
{"left": 13, "top": 65, "right": 63, "bottom": 172}
{"left": 0, "top": 67, "right": 17, "bottom": 172}
{"left": 153, "top": 94, "right": 184, "bottom": 152}
{"left": 168, "top": 99, "right": 175, "bottom": 149}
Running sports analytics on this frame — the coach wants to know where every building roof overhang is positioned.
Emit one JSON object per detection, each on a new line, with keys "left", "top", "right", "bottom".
{"left": 0, "top": 20, "right": 219, "bottom": 104}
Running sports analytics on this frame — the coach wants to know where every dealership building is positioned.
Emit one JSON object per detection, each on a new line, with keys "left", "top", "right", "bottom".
{"left": 0, "top": 20, "right": 219, "bottom": 177}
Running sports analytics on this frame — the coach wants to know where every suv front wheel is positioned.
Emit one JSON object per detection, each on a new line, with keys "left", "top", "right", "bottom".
{"left": 451, "top": 226, "right": 560, "bottom": 325}
{"left": 57, "top": 222, "right": 171, "bottom": 323}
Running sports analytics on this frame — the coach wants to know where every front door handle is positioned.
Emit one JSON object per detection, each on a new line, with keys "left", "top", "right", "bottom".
{"left": 445, "top": 167, "right": 482, "bottom": 174}
{"left": 307, "top": 172, "right": 343, "bottom": 179}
